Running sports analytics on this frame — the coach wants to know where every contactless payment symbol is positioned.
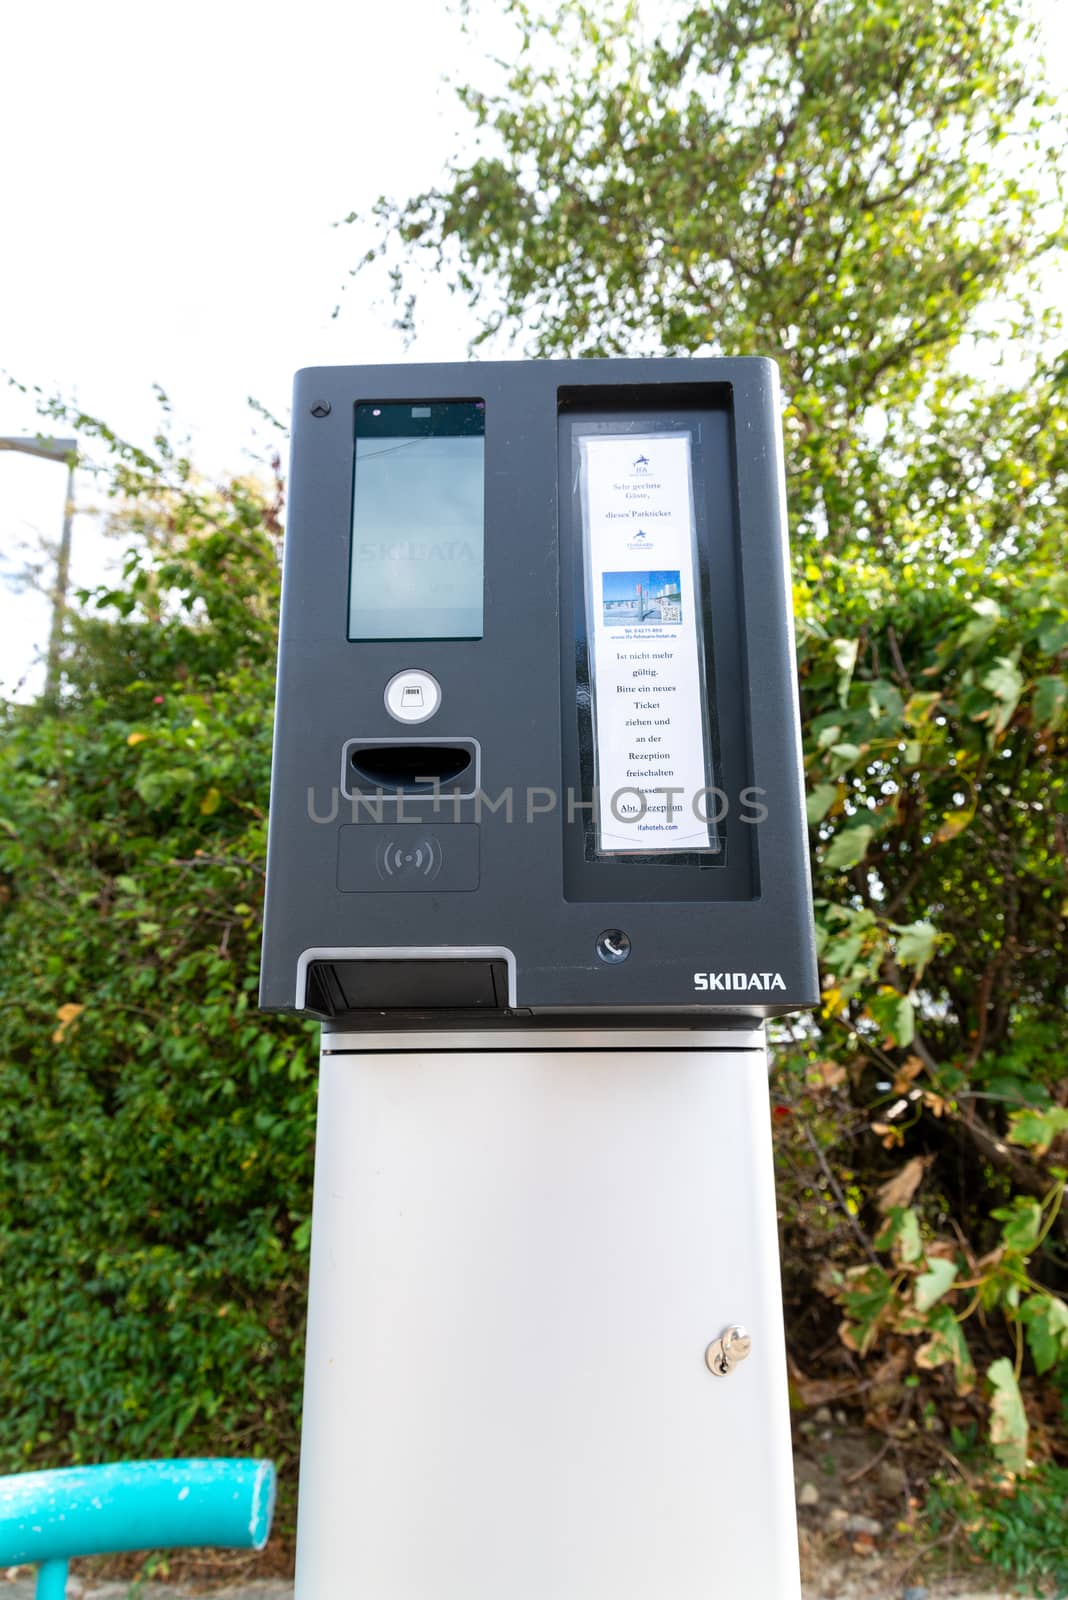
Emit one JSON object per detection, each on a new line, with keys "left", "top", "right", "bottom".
{"left": 376, "top": 835, "right": 443, "bottom": 882}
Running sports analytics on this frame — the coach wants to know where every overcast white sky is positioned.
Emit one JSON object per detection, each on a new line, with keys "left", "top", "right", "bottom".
{"left": 1, "top": 0, "right": 1066, "bottom": 698}
{"left": 0, "top": 0, "right": 497, "bottom": 695}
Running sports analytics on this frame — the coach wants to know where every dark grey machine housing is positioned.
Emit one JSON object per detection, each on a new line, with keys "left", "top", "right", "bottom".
{"left": 260, "top": 357, "right": 818, "bottom": 1024}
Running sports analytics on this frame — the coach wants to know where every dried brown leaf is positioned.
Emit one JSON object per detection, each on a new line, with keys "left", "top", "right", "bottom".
{"left": 52, "top": 1001, "right": 85, "bottom": 1044}
{"left": 876, "top": 1154, "right": 933, "bottom": 1214}
{"left": 807, "top": 1058, "right": 849, "bottom": 1091}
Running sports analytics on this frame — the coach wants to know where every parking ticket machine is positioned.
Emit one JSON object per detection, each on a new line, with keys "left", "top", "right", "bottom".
{"left": 261, "top": 358, "right": 818, "bottom": 1599}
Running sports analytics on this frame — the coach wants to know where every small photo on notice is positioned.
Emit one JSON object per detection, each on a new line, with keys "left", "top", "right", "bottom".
{"left": 602, "top": 570, "right": 683, "bottom": 626}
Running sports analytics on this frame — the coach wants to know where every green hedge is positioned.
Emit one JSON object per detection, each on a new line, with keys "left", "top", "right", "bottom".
{"left": 0, "top": 466, "right": 315, "bottom": 1525}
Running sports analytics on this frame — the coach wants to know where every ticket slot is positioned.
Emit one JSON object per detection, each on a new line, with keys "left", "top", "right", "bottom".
{"left": 346, "top": 741, "right": 477, "bottom": 795}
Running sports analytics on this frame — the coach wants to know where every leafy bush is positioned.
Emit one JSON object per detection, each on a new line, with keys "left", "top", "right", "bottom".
{"left": 0, "top": 438, "right": 315, "bottom": 1524}
{"left": 928, "top": 1462, "right": 1068, "bottom": 1596}
{"left": 352, "top": 0, "right": 1068, "bottom": 1479}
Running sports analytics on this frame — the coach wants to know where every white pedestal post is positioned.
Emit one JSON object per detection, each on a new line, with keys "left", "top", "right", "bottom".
{"left": 295, "top": 1026, "right": 801, "bottom": 1600}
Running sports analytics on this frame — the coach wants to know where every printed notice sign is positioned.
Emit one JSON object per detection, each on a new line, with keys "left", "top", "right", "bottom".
{"left": 578, "top": 433, "right": 714, "bottom": 853}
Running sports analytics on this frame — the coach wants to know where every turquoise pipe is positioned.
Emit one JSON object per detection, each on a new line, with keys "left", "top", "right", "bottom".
{"left": 0, "top": 1458, "right": 275, "bottom": 1599}
{"left": 34, "top": 1561, "right": 69, "bottom": 1600}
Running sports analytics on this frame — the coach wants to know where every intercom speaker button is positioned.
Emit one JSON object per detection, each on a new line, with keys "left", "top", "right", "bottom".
{"left": 384, "top": 669, "right": 442, "bottom": 725}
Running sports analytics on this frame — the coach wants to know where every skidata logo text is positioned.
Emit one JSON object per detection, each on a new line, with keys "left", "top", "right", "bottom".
{"left": 693, "top": 971, "right": 787, "bottom": 993}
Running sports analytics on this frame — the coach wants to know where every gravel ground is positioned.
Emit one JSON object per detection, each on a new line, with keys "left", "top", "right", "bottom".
{"left": 0, "top": 1574, "right": 1022, "bottom": 1599}
{"left": 0, "top": 1586, "right": 295, "bottom": 1600}
{"left": 805, "top": 1574, "right": 1014, "bottom": 1599}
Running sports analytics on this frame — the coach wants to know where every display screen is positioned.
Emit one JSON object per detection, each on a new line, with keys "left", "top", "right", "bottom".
{"left": 578, "top": 431, "right": 716, "bottom": 854}
{"left": 349, "top": 400, "right": 485, "bottom": 640}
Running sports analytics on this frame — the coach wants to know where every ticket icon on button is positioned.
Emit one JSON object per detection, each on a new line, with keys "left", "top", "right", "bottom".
{"left": 384, "top": 670, "right": 442, "bottom": 724}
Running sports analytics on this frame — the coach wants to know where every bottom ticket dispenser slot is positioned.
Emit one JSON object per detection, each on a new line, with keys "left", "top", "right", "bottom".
{"left": 305, "top": 956, "right": 508, "bottom": 1018}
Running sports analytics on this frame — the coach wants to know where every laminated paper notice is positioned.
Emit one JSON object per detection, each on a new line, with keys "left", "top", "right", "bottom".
{"left": 579, "top": 433, "right": 714, "bottom": 854}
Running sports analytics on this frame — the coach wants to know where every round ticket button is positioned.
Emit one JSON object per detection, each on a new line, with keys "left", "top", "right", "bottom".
{"left": 384, "top": 669, "right": 442, "bottom": 725}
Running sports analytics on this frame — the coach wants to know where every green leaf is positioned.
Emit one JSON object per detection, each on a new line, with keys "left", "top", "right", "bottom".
{"left": 893, "top": 920, "right": 939, "bottom": 979}
{"left": 904, "top": 692, "right": 942, "bottom": 725}
{"left": 839, "top": 1264, "right": 895, "bottom": 1356}
{"left": 987, "top": 1357, "right": 1029, "bottom": 1473}
{"left": 1007, "top": 1107, "right": 1068, "bottom": 1154}
{"left": 1033, "top": 675, "right": 1068, "bottom": 730}
{"left": 876, "top": 1205, "right": 923, "bottom": 1265}
{"left": 1020, "top": 1294, "right": 1068, "bottom": 1375}
{"left": 827, "top": 931, "right": 867, "bottom": 976}
{"left": 958, "top": 597, "right": 1001, "bottom": 647}
{"left": 806, "top": 782, "right": 838, "bottom": 824}
{"left": 914, "top": 1256, "right": 959, "bottom": 1312}
{"left": 981, "top": 656, "right": 1025, "bottom": 734}
{"left": 867, "top": 990, "right": 915, "bottom": 1048}
{"left": 1037, "top": 618, "right": 1068, "bottom": 654}
{"left": 867, "top": 682, "right": 905, "bottom": 729}
{"left": 916, "top": 1304, "right": 976, "bottom": 1394}
{"left": 823, "top": 824, "right": 873, "bottom": 870}
{"left": 832, "top": 637, "right": 859, "bottom": 706}
{"left": 827, "top": 742, "right": 863, "bottom": 774}
{"left": 992, "top": 1196, "right": 1043, "bottom": 1253}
